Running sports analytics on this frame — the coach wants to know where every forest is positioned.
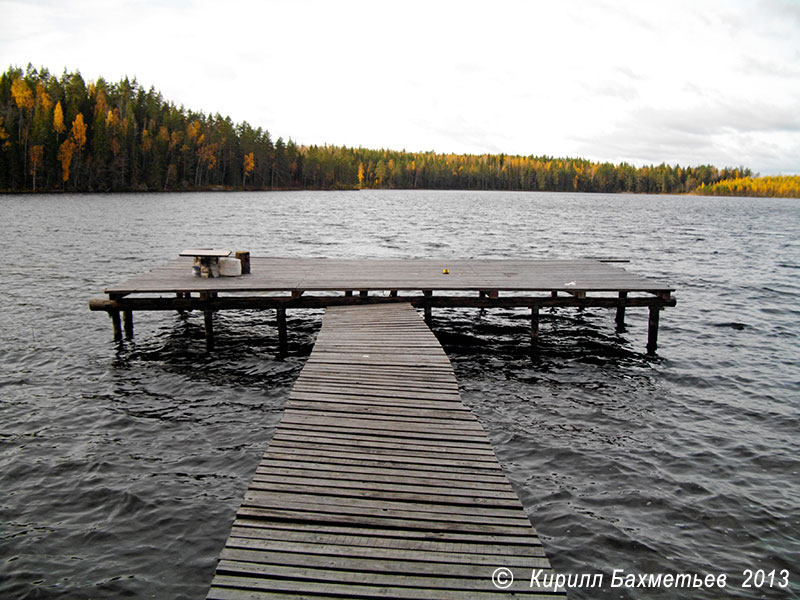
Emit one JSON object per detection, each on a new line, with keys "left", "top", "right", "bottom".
{"left": 3, "top": 64, "right": 791, "bottom": 196}
{"left": 696, "top": 175, "right": 800, "bottom": 198}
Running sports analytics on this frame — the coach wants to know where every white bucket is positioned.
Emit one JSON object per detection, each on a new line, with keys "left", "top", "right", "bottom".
{"left": 219, "top": 257, "right": 242, "bottom": 277}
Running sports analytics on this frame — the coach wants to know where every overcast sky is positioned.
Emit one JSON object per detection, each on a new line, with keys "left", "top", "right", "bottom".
{"left": 3, "top": 0, "right": 799, "bottom": 174}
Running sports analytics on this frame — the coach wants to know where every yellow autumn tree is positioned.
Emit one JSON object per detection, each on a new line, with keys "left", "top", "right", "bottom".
{"left": 105, "top": 108, "right": 118, "bottom": 127}
{"left": 11, "top": 77, "right": 35, "bottom": 172}
{"left": 58, "top": 138, "right": 76, "bottom": 183}
{"left": 53, "top": 101, "right": 65, "bottom": 137}
{"left": 63, "top": 113, "right": 88, "bottom": 186}
{"left": 243, "top": 151, "right": 255, "bottom": 186}
{"left": 186, "top": 120, "right": 201, "bottom": 142}
{"left": 71, "top": 113, "right": 87, "bottom": 150}
{"left": 195, "top": 141, "right": 218, "bottom": 186}
{"left": 11, "top": 77, "right": 34, "bottom": 112}
{"left": 35, "top": 82, "right": 52, "bottom": 112}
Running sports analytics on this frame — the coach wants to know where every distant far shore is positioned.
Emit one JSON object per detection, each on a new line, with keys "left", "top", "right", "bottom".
{"left": 3, "top": 180, "right": 798, "bottom": 198}
{"left": 3, "top": 65, "right": 797, "bottom": 198}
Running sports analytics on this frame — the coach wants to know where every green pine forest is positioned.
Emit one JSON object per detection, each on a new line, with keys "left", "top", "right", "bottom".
{"left": 2, "top": 65, "right": 796, "bottom": 197}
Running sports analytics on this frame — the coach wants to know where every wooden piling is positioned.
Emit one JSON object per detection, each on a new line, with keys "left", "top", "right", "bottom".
{"left": 199, "top": 292, "right": 214, "bottom": 349}
{"left": 531, "top": 304, "right": 540, "bottom": 347}
{"left": 478, "top": 290, "right": 486, "bottom": 314}
{"left": 423, "top": 290, "right": 432, "bottom": 324}
{"left": 647, "top": 305, "right": 660, "bottom": 355}
{"left": 110, "top": 310, "right": 122, "bottom": 342}
{"left": 123, "top": 310, "right": 134, "bottom": 339}
{"left": 276, "top": 307, "right": 288, "bottom": 354}
{"left": 204, "top": 310, "right": 214, "bottom": 350}
{"left": 175, "top": 292, "right": 185, "bottom": 315}
{"left": 616, "top": 291, "right": 627, "bottom": 331}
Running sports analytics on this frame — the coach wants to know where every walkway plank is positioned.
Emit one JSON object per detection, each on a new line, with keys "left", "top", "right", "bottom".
{"left": 207, "top": 304, "right": 566, "bottom": 598}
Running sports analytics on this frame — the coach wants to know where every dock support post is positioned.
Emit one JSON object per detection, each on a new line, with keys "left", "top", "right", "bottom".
{"left": 277, "top": 307, "right": 288, "bottom": 354}
{"left": 616, "top": 291, "right": 627, "bottom": 331}
{"left": 423, "top": 290, "right": 432, "bottom": 325}
{"left": 176, "top": 292, "right": 187, "bottom": 315}
{"left": 199, "top": 292, "right": 214, "bottom": 350}
{"left": 123, "top": 310, "right": 134, "bottom": 339}
{"left": 359, "top": 290, "right": 368, "bottom": 297}
{"left": 110, "top": 310, "right": 122, "bottom": 342}
{"left": 531, "top": 305, "right": 539, "bottom": 347}
{"left": 389, "top": 290, "right": 398, "bottom": 297}
{"left": 204, "top": 309, "right": 214, "bottom": 350}
{"left": 576, "top": 291, "right": 585, "bottom": 313}
{"left": 344, "top": 290, "right": 353, "bottom": 297}
{"left": 647, "top": 305, "right": 660, "bottom": 355}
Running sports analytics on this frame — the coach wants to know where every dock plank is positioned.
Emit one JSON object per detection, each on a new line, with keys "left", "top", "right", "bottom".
{"left": 206, "top": 304, "right": 566, "bottom": 598}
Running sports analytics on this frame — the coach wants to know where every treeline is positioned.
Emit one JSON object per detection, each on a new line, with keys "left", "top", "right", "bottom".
{"left": 696, "top": 176, "right": 800, "bottom": 198}
{"left": 327, "top": 147, "right": 749, "bottom": 194}
{"left": 1, "top": 64, "right": 754, "bottom": 194}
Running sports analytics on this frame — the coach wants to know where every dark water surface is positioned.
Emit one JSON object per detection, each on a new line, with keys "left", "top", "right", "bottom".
{"left": 1, "top": 190, "right": 798, "bottom": 599}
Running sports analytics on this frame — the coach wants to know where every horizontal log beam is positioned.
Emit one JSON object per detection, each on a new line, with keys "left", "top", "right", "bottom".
{"left": 90, "top": 293, "right": 676, "bottom": 313}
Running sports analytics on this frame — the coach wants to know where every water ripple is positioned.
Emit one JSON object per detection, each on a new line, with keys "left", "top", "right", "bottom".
{"left": 1, "top": 191, "right": 799, "bottom": 599}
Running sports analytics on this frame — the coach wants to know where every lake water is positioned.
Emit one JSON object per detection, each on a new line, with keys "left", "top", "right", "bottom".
{"left": 1, "top": 190, "right": 798, "bottom": 599}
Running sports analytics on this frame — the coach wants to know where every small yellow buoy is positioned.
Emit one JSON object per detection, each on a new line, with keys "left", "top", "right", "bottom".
{"left": 442, "top": 268, "right": 450, "bottom": 275}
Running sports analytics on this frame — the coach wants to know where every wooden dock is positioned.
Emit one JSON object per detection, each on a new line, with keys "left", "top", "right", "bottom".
{"left": 89, "top": 257, "right": 676, "bottom": 353}
{"left": 206, "top": 303, "right": 566, "bottom": 599}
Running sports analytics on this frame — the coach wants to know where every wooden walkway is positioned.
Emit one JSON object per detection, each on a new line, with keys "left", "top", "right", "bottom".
{"left": 206, "top": 304, "right": 566, "bottom": 599}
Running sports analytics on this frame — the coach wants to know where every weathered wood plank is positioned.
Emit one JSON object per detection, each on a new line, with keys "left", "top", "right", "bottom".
{"left": 269, "top": 430, "right": 493, "bottom": 449}
{"left": 231, "top": 518, "right": 542, "bottom": 544}
{"left": 255, "top": 459, "right": 513, "bottom": 485}
{"left": 217, "top": 545, "right": 551, "bottom": 577}
{"left": 227, "top": 523, "right": 539, "bottom": 552}
{"left": 249, "top": 474, "right": 518, "bottom": 499}
{"left": 235, "top": 505, "right": 542, "bottom": 535}
{"left": 224, "top": 536, "right": 547, "bottom": 564}
{"left": 210, "top": 565, "right": 561, "bottom": 596}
